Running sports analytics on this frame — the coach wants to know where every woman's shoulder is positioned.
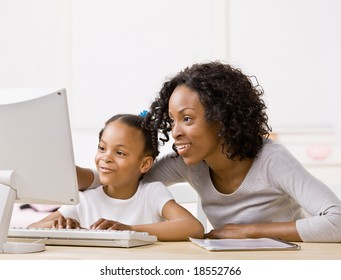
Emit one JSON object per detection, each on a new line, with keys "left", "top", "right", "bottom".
{"left": 260, "top": 138, "right": 292, "bottom": 157}
{"left": 155, "top": 152, "right": 207, "bottom": 170}
{"left": 257, "top": 138, "right": 300, "bottom": 169}
{"left": 146, "top": 152, "right": 207, "bottom": 183}
{"left": 154, "top": 152, "right": 186, "bottom": 166}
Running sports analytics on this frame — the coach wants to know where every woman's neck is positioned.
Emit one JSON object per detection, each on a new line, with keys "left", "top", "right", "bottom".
{"left": 207, "top": 155, "right": 254, "bottom": 195}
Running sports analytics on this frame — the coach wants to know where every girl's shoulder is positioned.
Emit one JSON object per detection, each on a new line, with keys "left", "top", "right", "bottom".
{"left": 80, "top": 185, "right": 106, "bottom": 199}
{"left": 139, "top": 180, "right": 168, "bottom": 190}
{"left": 138, "top": 180, "right": 174, "bottom": 200}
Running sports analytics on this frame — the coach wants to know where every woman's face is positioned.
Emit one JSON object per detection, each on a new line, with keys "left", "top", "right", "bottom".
{"left": 168, "top": 85, "right": 223, "bottom": 165}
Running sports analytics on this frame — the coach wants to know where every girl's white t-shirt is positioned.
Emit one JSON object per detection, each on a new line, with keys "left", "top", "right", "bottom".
{"left": 58, "top": 181, "right": 173, "bottom": 228}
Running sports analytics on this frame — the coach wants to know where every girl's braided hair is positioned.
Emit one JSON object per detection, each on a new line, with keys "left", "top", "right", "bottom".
{"left": 100, "top": 114, "right": 159, "bottom": 160}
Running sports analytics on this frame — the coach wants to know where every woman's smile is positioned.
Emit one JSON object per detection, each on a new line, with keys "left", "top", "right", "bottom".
{"left": 174, "top": 143, "right": 192, "bottom": 155}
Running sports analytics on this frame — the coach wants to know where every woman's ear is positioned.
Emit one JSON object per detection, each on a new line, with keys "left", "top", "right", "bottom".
{"left": 140, "top": 156, "right": 154, "bottom": 174}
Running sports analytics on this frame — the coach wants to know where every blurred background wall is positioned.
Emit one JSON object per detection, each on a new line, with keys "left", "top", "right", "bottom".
{"left": 1, "top": 0, "right": 341, "bottom": 193}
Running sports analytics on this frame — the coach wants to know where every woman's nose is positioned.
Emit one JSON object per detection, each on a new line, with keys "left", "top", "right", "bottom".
{"left": 171, "top": 122, "right": 182, "bottom": 139}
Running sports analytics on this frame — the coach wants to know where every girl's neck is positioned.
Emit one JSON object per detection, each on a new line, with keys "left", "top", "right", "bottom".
{"left": 103, "top": 182, "right": 139, "bottom": 200}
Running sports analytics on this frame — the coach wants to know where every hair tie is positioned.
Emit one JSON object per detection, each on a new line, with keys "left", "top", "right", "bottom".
{"left": 139, "top": 110, "right": 149, "bottom": 118}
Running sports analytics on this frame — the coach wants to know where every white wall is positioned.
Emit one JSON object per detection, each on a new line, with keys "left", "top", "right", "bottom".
{"left": 0, "top": 0, "right": 70, "bottom": 89}
{"left": 1, "top": 0, "right": 341, "bottom": 168}
{"left": 228, "top": 0, "right": 341, "bottom": 135}
{"left": 69, "top": 0, "right": 228, "bottom": 130}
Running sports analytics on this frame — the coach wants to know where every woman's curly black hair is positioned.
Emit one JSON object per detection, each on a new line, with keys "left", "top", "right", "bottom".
{"left": 144, "top": 61, "right": 271, "bottom": 160}
{"left": 100, "top": 114, "right": 159, "bottom": 160}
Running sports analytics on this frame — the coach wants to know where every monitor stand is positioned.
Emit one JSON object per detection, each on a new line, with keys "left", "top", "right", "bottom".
{"left": 0, "top": 171, "right": 45, "bottom": 254}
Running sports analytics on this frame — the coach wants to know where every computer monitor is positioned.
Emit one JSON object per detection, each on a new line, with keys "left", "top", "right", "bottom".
{"left": 0, "top": 89, "right": 79, "bottom": 254}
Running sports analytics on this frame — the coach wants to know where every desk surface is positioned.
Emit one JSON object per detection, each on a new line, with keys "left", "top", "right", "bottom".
{"left": 1, "top": 241, "right": 341, "bottom": 260}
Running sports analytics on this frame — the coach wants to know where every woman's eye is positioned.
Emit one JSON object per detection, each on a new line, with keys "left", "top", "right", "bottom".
{"left": 183, "top": 116, "right": 191, "bottom": 122}
{"left": 169, "top": 118, "right": 175, "bottom": 127}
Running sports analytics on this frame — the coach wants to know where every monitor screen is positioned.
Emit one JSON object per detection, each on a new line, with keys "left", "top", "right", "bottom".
{"left": 0, "top": 89, "right": 79, "bottom": 253}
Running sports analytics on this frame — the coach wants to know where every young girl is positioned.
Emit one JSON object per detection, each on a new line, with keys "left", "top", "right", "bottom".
{"left": 78, "top": 62, "right": 341, "bottom": 243}
{"left": 28, "top": 114, "right": 204, "bottom": 241}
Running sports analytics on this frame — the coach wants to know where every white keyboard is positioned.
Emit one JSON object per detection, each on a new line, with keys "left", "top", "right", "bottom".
{"left": 7, "top": 227, "right": 157, "bottom": 248}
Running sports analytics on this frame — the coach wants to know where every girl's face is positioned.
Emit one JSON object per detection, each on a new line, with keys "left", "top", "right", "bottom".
{"left": 168, "top": 85, "right": 223, "bottom": 166}
{"left": 95, "top": 120, "right": 150, "bottom": 190}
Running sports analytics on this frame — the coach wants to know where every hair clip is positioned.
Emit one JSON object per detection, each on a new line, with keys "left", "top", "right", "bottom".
{"left": 139, "top": 110, "right": 149, "bottom": 118}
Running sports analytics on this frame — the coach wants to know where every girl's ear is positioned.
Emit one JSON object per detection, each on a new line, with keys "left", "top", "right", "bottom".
{"left": 140, "top": 156, "right": 154, "bottom": 174}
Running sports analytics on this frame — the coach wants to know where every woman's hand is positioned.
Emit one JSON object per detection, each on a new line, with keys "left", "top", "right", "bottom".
{"left": 204, "top": 224, "right": 250, "bottom": 239}
{"left": 90, "top": 218, "right": 131, "bottom": 231}
{"left": 204, "top": 222, "right": 302, "bottom": 242}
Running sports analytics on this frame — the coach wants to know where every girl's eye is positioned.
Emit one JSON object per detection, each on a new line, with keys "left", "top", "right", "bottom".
{"left": 183, "top": 116, "right": 191, "bottom": 122}
{"left": 98, "top": 145, "right": 105, "bottom": 152}
{"left": 116, "top": 150, "right": 126, "bottom": 156}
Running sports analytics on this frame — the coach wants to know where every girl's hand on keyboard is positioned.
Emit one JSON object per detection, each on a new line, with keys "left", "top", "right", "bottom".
{"left": 90, "top": 218, "right": 131, "bottom": 231}
{"left": 52, "top": 216, "right": 82, "bottom": 229}
{"left": 28, "top": 211, "right": 83, "bottom": 229}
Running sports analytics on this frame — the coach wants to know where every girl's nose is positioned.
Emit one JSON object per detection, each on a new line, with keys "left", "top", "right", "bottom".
{"left": 101, "top": 155, "right": 112, "bottom": 163}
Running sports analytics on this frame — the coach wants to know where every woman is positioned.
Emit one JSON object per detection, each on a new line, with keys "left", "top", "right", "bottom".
{"left": 79, "top": 61, "right": 341, "bottom": 242}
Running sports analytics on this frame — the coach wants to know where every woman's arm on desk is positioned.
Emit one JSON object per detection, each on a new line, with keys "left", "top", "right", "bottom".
{"left": 205, "top": 221, "right": 302, "bottom": 241}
